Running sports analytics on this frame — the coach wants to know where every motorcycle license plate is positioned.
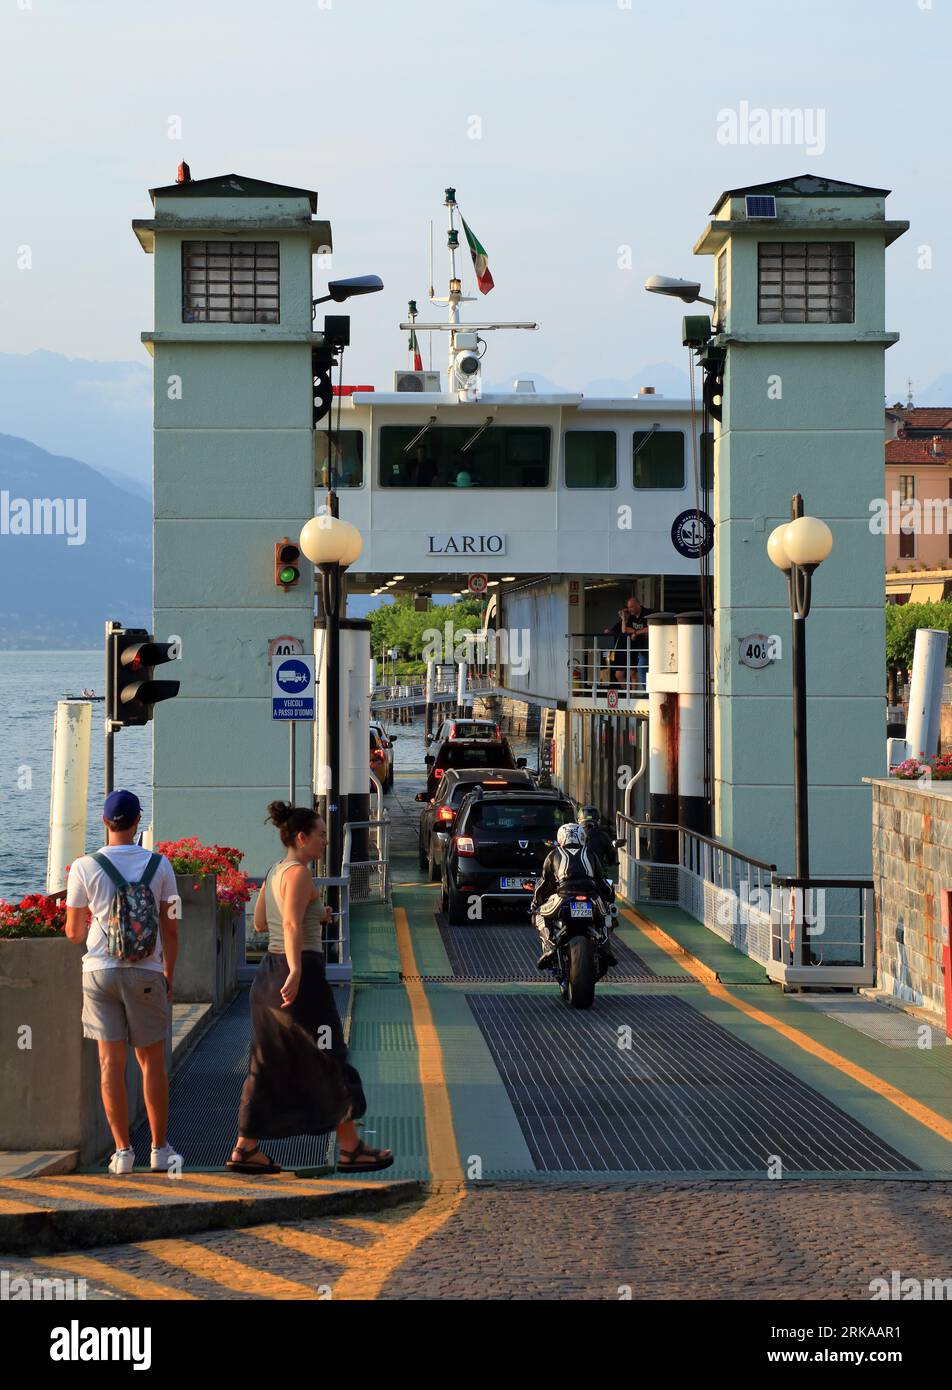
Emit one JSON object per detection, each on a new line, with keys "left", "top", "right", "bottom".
{"left": 570, "top": 902, "right": 593, "bottom": 918}
{"left": 500, "top": 876, "right": 525, "bottom": 890}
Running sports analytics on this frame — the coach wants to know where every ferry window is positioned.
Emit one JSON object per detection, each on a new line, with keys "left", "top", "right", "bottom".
{"left": 758, "top": 242, "right": 854, "bottom": 324}
{"left": 379, "top": 425, "right": 550, "bottom": 487}
{"left": 182, "top": 241, "right": 280, "bottom": 324}
{"left": 632, "top": 431, "right": 685, "bottom": 489}
{"left": 565, "top": 432, "right": 616, "bottom": 488}
{"left": 315, "top": 430, "right": 363, "bottom": 488}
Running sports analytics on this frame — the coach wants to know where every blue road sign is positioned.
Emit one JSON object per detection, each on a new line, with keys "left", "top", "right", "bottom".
{"left": 272, "top": 655, "right": 315, "bottom": 721}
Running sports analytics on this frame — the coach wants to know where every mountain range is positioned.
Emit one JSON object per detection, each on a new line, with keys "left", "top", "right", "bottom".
{"left": 0, "top": 433, "right": 151, "bottom": 649}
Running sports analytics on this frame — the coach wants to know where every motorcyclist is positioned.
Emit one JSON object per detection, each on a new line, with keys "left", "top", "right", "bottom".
{"left": 576, "top": 804, "right": 618, "bottom": 870}
{"left": 531, "top": 822, "right": 617, "bottom": 970}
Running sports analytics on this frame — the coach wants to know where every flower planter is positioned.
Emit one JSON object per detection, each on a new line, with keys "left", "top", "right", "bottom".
{"left": 172, "top": 874, "right": 239, "bottom": 1009}
{"left": 0, "top": 937, "right": 146, "bottom": 1165}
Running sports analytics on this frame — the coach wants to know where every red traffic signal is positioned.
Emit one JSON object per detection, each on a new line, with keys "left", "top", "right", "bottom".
{"left": 108, "top": 627, "right": 180, "bottom": 727}
{"left": 275, "top": 538, "right": 301, "bottom": 590}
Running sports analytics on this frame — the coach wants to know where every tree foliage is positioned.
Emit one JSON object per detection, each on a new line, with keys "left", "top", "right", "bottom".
{"left": 885, "top": 600, "right": 952, "bottom": 670}
{"left": 369, "top": 596, "right": 485, "bottom": 665}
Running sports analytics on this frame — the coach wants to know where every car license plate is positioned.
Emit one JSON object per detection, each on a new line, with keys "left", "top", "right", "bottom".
{"left": 500, "top": 876, "right": 525, "bottom": 890}
{"left": 570, "top": 902, "right": 593, "bottom": 918}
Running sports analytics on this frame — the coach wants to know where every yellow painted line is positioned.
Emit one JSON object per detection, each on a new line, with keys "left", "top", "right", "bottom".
{"left": 621, "top": 906, "right": 719, "bottom": 984}
{"left": 0, "top": 1195, "right": 51, "bottom": 1214}
{"left": 134, "top": 1238, "right": 322, "bottom": 1299}
{"left": 338, "top": 1215, "right": 390, "bottom": 1234}
{"left": 34, "top": 1254, "right": 197, "bottom": 1301}
{"left": 332, "top": 1188, "right": 466, "bottom": 1300}
{"left": 393, "top": 906, "right": 463, "bottom": 1184}
{"left": 625, "top": 906, "right": 952, "bottom": 1148}
{"left": 0, "top": 1180, "right": 146, "bottom": 1208}
{"left": 251, "top": 1223, "right": 366, "bottom": 1266}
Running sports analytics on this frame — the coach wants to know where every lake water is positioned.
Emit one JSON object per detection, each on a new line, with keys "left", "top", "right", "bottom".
{"left": 0, "top": 652, "right": 537, "bottom": 901}
{"left": 0, "top": 651, "right": 152, "bottom": 901}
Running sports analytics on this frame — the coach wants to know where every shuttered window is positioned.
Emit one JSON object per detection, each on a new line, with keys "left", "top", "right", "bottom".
{"left": 757, "top": 241, "right": 854, "bottom": 324}
{"left": 182, "top": 241, "right": 280, "bottom": 324}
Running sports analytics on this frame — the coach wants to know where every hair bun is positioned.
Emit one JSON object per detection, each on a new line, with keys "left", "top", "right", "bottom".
{"left": 266, "top": 800, "right": 292, "bottom": 826}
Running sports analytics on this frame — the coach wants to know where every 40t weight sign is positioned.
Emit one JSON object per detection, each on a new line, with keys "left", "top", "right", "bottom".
{"left": 738, "top": 633, "right": 781, "bottom": 669}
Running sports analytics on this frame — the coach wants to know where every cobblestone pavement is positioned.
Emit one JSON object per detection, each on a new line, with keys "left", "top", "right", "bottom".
{"left": 4, "top": 1180, "right": 952, "bottom": 1300}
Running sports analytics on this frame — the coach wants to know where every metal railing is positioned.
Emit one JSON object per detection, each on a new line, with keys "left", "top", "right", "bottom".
{"left": 241, "top": 873, "right": 352, "bottom": 984}
{"left": 342, "top": 814, "right": 391, "bottom": 905}
{"left": 570, "top": 634, "right": 648, "bottom": 701}
{"left": 614, "top": 815, "right": 874, "bottom": 987}
{"left": 371, "top": 674, "right": 493, "bottom": 710}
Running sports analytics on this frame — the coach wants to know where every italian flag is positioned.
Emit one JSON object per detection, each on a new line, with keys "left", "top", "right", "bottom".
{"left": 461, "top": 216, "right": 494, "bottom": 294}
{"left": 408, "top": 325, "right": 423, "bottom": 372}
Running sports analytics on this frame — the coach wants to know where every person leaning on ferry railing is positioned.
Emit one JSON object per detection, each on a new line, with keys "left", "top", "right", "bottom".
{"left": 602, "top": 595, "right": 654, "bottom": 690}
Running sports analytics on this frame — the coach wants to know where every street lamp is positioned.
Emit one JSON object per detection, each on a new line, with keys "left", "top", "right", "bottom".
{"left": 299, "top": 514, "right": 363, "bottom": 886}
{"left": 767, "top": 495, "right": 833, "bottom": 962}
{"left": 644, "top": 274, "right": 716, "bottom": 308}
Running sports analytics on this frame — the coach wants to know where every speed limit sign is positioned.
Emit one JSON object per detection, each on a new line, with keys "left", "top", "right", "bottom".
{"left": 468, "top": 573, "right": 488, "bottom": 595}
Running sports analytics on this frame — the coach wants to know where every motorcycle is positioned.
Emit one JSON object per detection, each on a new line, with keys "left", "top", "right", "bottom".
{"left": 531, "top": 883, "right": 618, "bottom": 1010}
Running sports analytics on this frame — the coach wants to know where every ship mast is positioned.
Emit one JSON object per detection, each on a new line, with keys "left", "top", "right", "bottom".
{"left": 400, "top": 187, "right": 538, "bottom": 398}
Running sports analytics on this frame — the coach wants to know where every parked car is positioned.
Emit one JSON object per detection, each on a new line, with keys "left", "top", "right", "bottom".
{"left": 440, "top": 787, "right": 576, "bottom": 925}
{"left": 423, "top": 731, "right": 525, "bottom": 799}
{"left": 428, "top": 717, "right": 500, "bottom": 745}
{"left": 369, "top": 727, "right": 395, "bottom": 792}
{"left": 416, "top": 767, "right": 535, "bottom": 880}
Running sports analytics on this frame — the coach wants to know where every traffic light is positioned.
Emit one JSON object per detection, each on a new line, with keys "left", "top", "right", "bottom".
{"left": 107, "top": 625, "right": 180, "bottom": 728}
{"left": 275, "top": 537, "right": 301, "bottom": 590}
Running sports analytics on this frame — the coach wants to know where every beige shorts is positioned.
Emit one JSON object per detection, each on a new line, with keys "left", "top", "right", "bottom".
{"left": 82, "top": 968, "right": 171, "bottom": 1047}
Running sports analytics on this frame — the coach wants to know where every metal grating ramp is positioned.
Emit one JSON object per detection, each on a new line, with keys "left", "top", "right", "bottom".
{"left": 466, "top": 993, "right": 919, "bottom": 1175}
{"left": 434, "top": 924, "right": 687, "bottom": 983}
{"left": 790, "top": 995, "right": 948, "bottom": 1048}
{"left": 130, "top": 986, "right": 350, "bottom": 1170}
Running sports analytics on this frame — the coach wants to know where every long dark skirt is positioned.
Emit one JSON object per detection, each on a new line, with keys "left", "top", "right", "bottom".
{"left": 238, "top": 950, "right": 366, "bottom": 1140}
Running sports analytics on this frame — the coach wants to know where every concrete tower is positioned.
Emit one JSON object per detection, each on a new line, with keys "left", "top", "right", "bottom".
{"left": 695, "top": 176, "right": 907, "bottom": 875}
{"left": 133, "top": 172, "right": 332, "bottom": 872}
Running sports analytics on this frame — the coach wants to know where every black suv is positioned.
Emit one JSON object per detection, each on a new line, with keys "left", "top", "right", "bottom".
{"left": 416, "top": 767, "right": 535, "bottom": 881}
{"left": 423, "top": 731, "right": 525, "bottom": 799}
{"left": 430, "top": 717, "right": 500, "bottom": 743}
{"left": 440, "top": 788, "right": 576, "bottom": 925}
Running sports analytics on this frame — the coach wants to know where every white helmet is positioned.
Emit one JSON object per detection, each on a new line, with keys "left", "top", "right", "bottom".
{"left": 556, "top": 823, "right": 585, "bottom": 849}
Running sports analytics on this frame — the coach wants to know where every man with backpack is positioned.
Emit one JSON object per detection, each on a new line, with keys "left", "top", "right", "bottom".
{"left": 65, "top": 790, "right": 183, "bottom": 1175}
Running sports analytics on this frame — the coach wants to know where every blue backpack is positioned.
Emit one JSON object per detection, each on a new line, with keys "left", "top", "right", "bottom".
{"left": 91, "top": 852, "right": 163, "bottom": 963}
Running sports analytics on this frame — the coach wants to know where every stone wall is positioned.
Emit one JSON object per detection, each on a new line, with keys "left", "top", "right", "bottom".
{"left": 870, "top": 778, "right": 949, "bottom": 1017}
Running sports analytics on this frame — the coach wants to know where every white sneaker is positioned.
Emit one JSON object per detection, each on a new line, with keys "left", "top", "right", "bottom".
{"left": 150, "top": 1143, "right": 183, "bottom": 1172}
{"left": 108, "top": 1147, "right": 135, "bottom": 1175}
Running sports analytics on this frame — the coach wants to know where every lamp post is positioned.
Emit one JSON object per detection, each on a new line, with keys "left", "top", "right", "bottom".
{"left": 767, "top": 495, "right": 833, "bottom": 963}
{"left": 299, "top": 514, "right": 363, "bottom": 885}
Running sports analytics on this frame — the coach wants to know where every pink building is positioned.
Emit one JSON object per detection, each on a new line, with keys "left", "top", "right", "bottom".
{"left": 884, "top": 407, "right": 952, "bottom": 603}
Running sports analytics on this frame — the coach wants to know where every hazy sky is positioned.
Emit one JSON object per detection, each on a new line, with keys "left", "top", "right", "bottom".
{"left": 0, "top": 0, "right": 946, "bottom": 400}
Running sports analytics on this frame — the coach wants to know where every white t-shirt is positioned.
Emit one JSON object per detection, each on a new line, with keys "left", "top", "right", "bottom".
{"left": 66, "top": 845, "right": 178, "bottom": 974}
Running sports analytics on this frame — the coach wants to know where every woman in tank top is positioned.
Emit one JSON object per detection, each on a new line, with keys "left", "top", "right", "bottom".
{"left": 227, "top": 801, "right": 393, "bottom": 1174}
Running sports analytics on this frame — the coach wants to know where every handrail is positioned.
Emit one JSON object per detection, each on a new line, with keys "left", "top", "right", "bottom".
{"left": 615, "top": 817, "right": 777, "bottom": 873}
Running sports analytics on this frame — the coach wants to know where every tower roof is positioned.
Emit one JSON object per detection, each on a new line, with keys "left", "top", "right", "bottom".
{"left": 149, "top": 173, "right": 319, "bottom": 212}
{"left": 710, "top": 175, "right": 890, "bottom": 214}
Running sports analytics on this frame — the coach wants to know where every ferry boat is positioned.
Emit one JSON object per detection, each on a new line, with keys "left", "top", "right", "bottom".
{"left": 326, "top": 189, "right": 715, "bottom": 814}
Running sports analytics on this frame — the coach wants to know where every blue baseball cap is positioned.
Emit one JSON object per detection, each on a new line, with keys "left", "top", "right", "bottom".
{"left": 103, "top": 789, "right": 141, "bottom": 826}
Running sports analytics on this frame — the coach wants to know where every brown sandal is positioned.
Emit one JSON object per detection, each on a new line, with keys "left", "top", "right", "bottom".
{"left": 226, "top": 1144, "right": 283, "bottom": 1175}
{"left": 336, "top": 1139, "right": 394, "bottom": 1173}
